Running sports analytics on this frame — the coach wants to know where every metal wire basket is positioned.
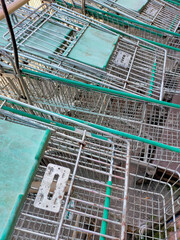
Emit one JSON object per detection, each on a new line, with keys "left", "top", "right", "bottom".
{"left": 0, "top": 96, "right": 179, "bottom": 240}
{"left": 66, "top": 0, "right": 180, "bottom": 32}
{"left": 52, "top": 1, "right": 180, "bottom": 99}
{"left": 0, "top": 60, "right": 179, "bottom": 148}
{"left": 1, "top": 2, "right": 179, "bottom": 100}
{"left": 54, "top": 0, "right": 180, "bottom": 56}
{"left": 0, "top": 96, "right": 130, "bottom": 240}
{"left": 49, "top": 1, "right": 180, "bottom": 100}
{"left": 2, "top": 3, "right": 167, "bottom": 100}
{"left": 52, "top": 0, "right": 180, "bottom": 99}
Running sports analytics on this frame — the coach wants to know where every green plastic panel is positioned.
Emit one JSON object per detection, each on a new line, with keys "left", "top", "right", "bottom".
{"left": 0, "top": 119, "right": 51, "bottom": 240}
{"left": 21, "top": 22, "right": 71, "bottom": 58}
{"left": 0, "top": 20, "right": 8, "bottom": 46}
{"left": 68, "top": 26, "right": 119, "bottom": 69}
{"left": 105, "top": 0, "right": 149, "bottom": 12}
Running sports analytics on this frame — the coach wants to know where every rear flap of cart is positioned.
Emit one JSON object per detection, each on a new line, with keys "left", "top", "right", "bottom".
{"left": 68, "top": 26, "right": 119, "bottom": 69}
{"left": 0, "top": 119, "right": 51, "bottom": 240}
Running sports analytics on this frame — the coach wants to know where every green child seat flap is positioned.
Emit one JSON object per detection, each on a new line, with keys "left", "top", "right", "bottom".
{"left": 68, "top": 26, "right": 119, "bottom": 70}
{"left": 0, "top": 20, "right": 9, "bottom": 47}
{"left": 0, "top": 119, "right": 50, "bottom": 240}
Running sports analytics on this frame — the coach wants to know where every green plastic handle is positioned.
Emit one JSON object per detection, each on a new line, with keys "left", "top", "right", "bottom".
{"left": 100, "top": 181, "right": 112, "bottom": 240}
{"left": 149, "top": 60, "right": 156, "bottom": 97}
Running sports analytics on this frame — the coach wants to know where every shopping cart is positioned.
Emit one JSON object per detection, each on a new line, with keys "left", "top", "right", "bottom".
{"left": 0, "top": 95, "right": 130, "bottom": 240}
{"left": 1, "top": 2, "right": 179, "bottom": 101}
{"left": 2, "top": 3, "right": 167, "bottom": 100}
{"left": 40, "top": 1, "right": 180, "bottom": 99}
{"left": 64, "top": 0, "right": 180, "bottom": 32}
{"left": 54, "top": 0, "right": 180, "bottom": 55}
{"left": 53, "top": 1, "right": 180, "bottom": 98}
{"left": 0, "top": 95, "right": 179, "bottom": 239}
{"left": 0, "top": 61, "right": 180, "bottom": 149}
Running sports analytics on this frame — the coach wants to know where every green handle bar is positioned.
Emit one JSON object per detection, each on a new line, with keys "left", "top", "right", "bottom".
{"left": 100, "top": 181, "right": 112, "bottom": 240}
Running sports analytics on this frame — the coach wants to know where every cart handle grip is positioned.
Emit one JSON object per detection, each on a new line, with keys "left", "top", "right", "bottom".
{"left": 100, "top": 181, "right": 112, "bottom": 240}
{"left": 0, "top": 0, "right": 29, "bottom": 21}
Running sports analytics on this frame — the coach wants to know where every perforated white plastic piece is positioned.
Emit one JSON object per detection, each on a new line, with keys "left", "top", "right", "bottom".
{"left": 145, "top": 6, "right": 158, "bottom": 16}
{"left": 114, "top": 50, "right": 131, "bottom": 68}
{"left": 34, "top": 164, "right": 70, "bottom": 213}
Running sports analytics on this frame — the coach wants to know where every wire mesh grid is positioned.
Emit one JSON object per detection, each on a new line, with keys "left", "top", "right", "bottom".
{"left": 0, "top": 1, "right": 52, "bottom": 49}
{"left": 52, "top": 0, "right": 180, "bottom": 99}
{"left": 49, "top": 1, "right": 180, "bottom": 99}
{"left": 0, "top": 2, "right": 34, "bottom": 47}
{"left": 2, "top": 3, "right": 167, "bottom": 100}
{"left": 1, "top": 2, "right": 179, "bottom": 100}
{"left": 0, "top": 97, "right": 130, "bottom": 240}
{"left": 54, "top": 0, "right": 180, "bottom": 55}
{"left": 0, "top": 62, "right": 179, "bottom": 148}
{"left": 55, "top": 1, "right": 180, "bottom": 100}
{"left": 74, "top": 0, "right": 180, "bottom": 32}
{"left": 0, "top": 2, "right": 179, "bottom": 239}
{"left": 0, "top": 96, "right": 179, "bottom": 240}
{"left": 164, "top": 55, "right": 180, "bottom": 97}
{"left": 128, "top": 138, "right": 180, "bottom": 240}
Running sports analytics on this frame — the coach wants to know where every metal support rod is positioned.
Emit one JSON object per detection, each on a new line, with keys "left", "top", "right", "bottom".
{"left": 55, "top": 130, "right": 86, "bottom": 240}
{"left": 1, "top": 0, "right": 20, "bottom": 73}
{"left": 81, "top": 0, "right": 85, "bottom": 14}
{"left": 0, "top": 0, "right": 32, "bottom": 104}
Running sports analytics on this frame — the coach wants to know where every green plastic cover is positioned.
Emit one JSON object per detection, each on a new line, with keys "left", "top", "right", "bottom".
{"left": 21, "top": 22, "right": 71, "bottom": 58}
{"left": 106, "top": 0, "right": 149, "bottom": 12}
{"left": 0, "top": 20, "right": 8, "bottom": 46}
{"left": 68, "top": 26, "right": 119, "bottom": 70}
{"left": 0, "top": 119, "right": 51, "bottom": 240}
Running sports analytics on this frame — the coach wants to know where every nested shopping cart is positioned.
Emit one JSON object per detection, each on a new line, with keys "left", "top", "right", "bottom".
{"left": 1, "top": 1, "right": 179, "bottom": 100}
{"left": 66, "top": 0, "right": 180, "bottom": 32}
{"left": 0, "top": 95, "right": 179, "bottom": 240}
{"left": 0, "top": 95, "right": 130, "bottom": 240}
{"left": 2, "top": 3, "right": 167, "bottom": 100}
{"left": 53, "top": 1, "right": 180, "bottom": 97}
{"left": 0, "top": 58, "right": 179, "bottom": 147}
{"left": 55, "top": 0, "right": 180, "bottom": 56}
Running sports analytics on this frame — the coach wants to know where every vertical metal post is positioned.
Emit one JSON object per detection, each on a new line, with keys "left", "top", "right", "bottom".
{"left": 55, "top": 130, "right": 86, "bottom": 240}
{"left": 81, "top": 0, "right": 85, "bottom": 14}
{"left": 120, "top": 142, "right": 130, "bottom": 240}
{"left": 0, "top": 0, "right": 32, "bottom": 104}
